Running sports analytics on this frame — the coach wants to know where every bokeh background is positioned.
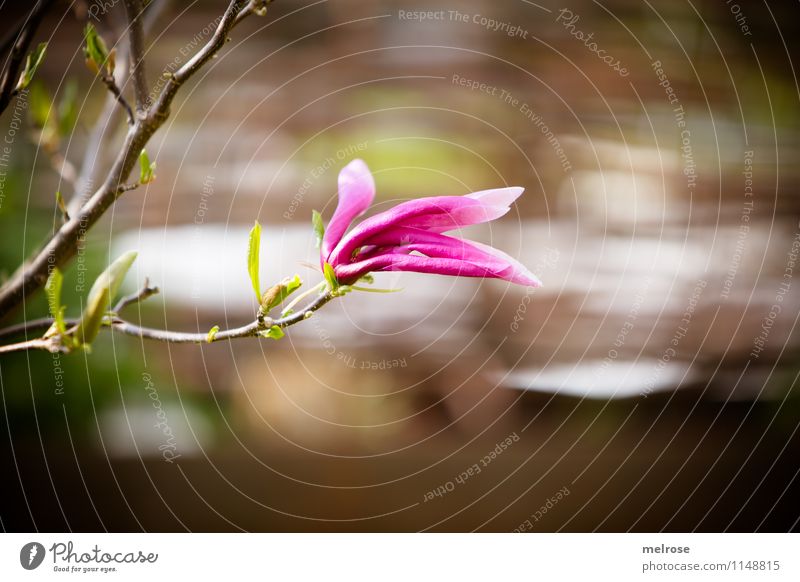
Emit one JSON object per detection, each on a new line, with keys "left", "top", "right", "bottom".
{"left": 1, "top": 0, "right": 799, "bottom": 531}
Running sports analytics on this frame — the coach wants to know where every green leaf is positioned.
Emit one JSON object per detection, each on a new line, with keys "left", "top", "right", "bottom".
{"left": 28, "top": 82, "right": 59, "bottom": 149}
{"left": 138, "top": 148, "right": 156, "bottom": 184}
{"left": 260, "top": 325, "right": 285, "bottom": 340}
{"left": 247, "top": 220, "right": 262, "bottom": 301}
{"left": 28, "top": 82, "right": 52, "bottom": 129}
{"left": 207, "top": 325, "right": 220, "bottom": 343}
{"left": 45, "top": 268, "right": 66, "bottom": 335}
{"left": 15, "top": 42, "right": 47, "bottom": 92}
{"left": 323, "top": 262, "right": 338, "bottom": 292}
{"left": 260, "top": 275, "right": 302, "bottom": 312}
{"left": 75, "top": 251, "right": 137, "bottom": 346}
{"left": 311, "top": 210, "right": 325, "bottom": 249}
{"left": 84, "top": 23, "right": 112, "bottom": 75}
{"left": 57, "top": 79, "right": 78, "bottom": 137}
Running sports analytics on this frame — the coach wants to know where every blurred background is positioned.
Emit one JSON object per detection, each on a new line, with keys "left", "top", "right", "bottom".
{"left": 0, "top": 0, "right": 799, "bottom": 531}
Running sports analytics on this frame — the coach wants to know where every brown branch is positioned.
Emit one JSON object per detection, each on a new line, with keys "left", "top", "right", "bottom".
{"left": 68, "top": 0, "right": 170, "bottom": 217}
{"left": 123, "top": 0, "right": 148, "bottom": 115}
{"left": 0, "top": 0, "right": 259, "bottom": 322}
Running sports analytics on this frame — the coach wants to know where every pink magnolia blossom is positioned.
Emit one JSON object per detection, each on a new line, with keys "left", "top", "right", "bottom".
{"left": 320, "top": 159, "right": 541, "bottom": 287}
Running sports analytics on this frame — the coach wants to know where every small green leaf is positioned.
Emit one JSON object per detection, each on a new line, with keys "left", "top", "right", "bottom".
{"left": 323, "top": 262, "right": 338, "bottom": 292}
{"left": 57, "top": 79, "right": 78, "bottom": 137}
{"left": 45, "top": 268, "right": 66, "bottom": 335}
{"left": 84, "top": 23, "right": 112, "bottom": 75}
{"left": 75, "top": 251, "right": 137, "bottom": 346}
{"left": 260, "top": 325, "right": 284, "bottom": 340}
{"left": 247, "top": 220, "right": 262, "bottom": 301}
{"left": 358, "top": 273, "right": 374, "bottom": 284}
{"left": 138, "top": 148, "right": 156, "bottom": 184}
{"left": 311, "top": 210, "right": 325, "bottom": 249}
{"left": 15, "top": 42, "right": 47, "bottom": 92}
{"left": 207, "top": 325, "right": 220, "bottom": 343}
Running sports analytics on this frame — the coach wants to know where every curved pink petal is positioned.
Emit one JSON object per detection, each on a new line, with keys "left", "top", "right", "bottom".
{"left": 359, "top": 227, "right": 511, "bottom": 271}
{"left": 466, "top": 186, "right": 525, "bottom": 208}
{"left": 334, "top": 253, "right": 503, "bottom": 283}
{"left": 466, "top": 240, "right": 542, "bottom": 287}
{"left": 337, "top": 228, "right": 541, "bottom": 287}
{"left": 328, "top": 187, "right": 524, "bottom": 266}
{"left": 321, "top": 159, "right": 375, "bottom": 261}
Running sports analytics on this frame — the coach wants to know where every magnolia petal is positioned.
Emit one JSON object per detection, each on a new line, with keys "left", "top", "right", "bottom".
{"left": 334, "top": 253, "right": 503, "bottom": 283}
{"left": 328, "top": 190, "right": 521, "bottom": 266}
{"left": 467, "top": 240, "right": 542, "bottom": 287}
{"left": 466, "top": 186, "right": 524, "bottom": 208}
{"left": 321, "top": 159, "right": 375, "bottom": 261}
{"left": 359, "top": 227, "right": 511, "bottom": 271}
{"left": 354, "top": 226, "right": 541, "bottom": 286}
{"left": 336, "top": 237, "right": 542, "bottom": 287}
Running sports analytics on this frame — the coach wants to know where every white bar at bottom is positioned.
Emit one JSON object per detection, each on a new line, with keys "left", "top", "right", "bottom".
{"left": 0, "top": 533, "right": 796, "bottom": 581}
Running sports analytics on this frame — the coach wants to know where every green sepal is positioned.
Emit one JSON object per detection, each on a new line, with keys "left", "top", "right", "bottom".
{"left": 323, "top": 262, "right": 338, "bottom": 292}
{"left": 351, "top": 285, "right": 402, "bottom": 293}
{"left": 246, "top": 220, "right": 262, "bottom": 301}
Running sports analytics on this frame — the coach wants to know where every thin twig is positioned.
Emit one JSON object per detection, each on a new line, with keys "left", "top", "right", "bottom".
{"left": 0, "top": 337, "right": 53, "bottom": 354}
{"left": 0, "top": 317, "right": 75, "bottom": 342}
{"left": 101, "top": 73, "right": 135, "bottom": 125}
{"left": 0, "top": 290, "right": 334, "bottom": 353}
{"left": 116, "top": 182, "right": 140, "bottom": 194}
{"left": 112, "top": 277, "right": 159, "bottom": 313}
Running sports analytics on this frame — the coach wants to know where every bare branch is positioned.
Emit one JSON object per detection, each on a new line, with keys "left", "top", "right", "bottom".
{"left": 0, "top": 0, "right": 262, "bottom": 322}
{"left": 68, "top": 0, "right": 170, "bottom": 217}
{"left": 123, "top": 0, "right": 148, "bottom": 114}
